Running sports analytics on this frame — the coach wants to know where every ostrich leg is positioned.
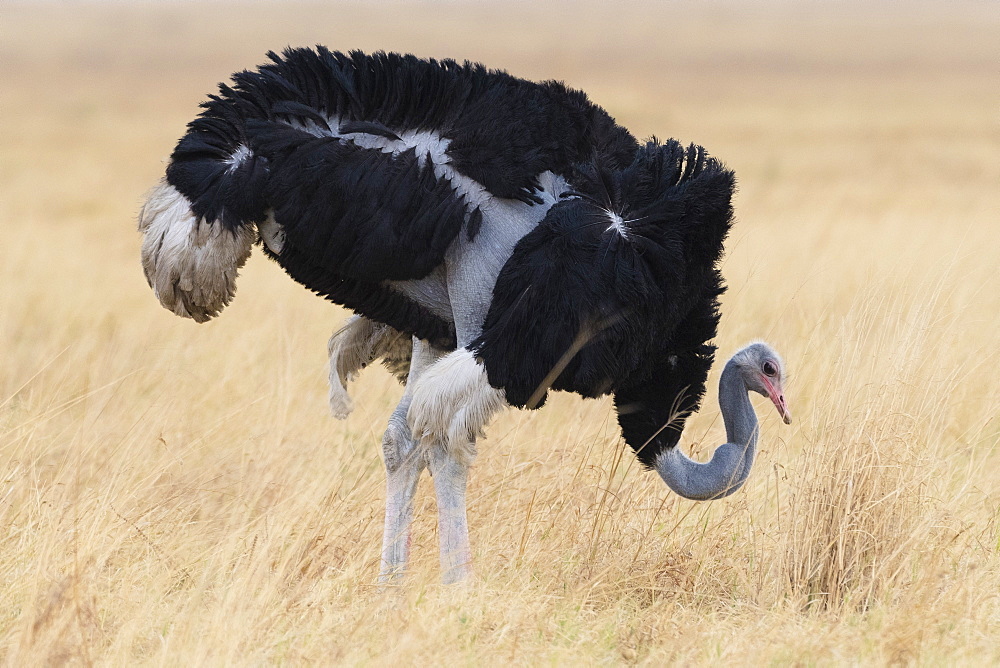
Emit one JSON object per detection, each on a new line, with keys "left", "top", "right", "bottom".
{"left": 379, "top": 338, "right": 443, "bottom": 582}
{"left": 409, "top": 347, "right": 502, "bottom": 583}
{"left": 402, "top": 215, "right": 523, "bottom": 583}
{"left": 428, "top": 438, "right": 475, "bottom": 584}
{"left": 412, "top": 306, "right": 506, "bottom": 583}
{"left": 408, "top": 346, "right": 484, "bottom": 583}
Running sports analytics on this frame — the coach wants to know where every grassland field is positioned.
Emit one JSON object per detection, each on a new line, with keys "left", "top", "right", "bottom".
{"left": 1, "top": 1, "right": 999, "bottom": 664}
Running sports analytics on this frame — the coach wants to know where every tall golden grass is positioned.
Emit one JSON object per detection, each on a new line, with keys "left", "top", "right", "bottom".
{"left": 2, "top": 1, "right": 998, "bottom": 663}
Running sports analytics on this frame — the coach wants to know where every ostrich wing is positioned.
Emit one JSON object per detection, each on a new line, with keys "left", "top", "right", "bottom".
{"left": 474, "top": 141, "right": 735, "bottom": 427}
{"left": 248, "top": 120, "right": 468, "bottom": 282}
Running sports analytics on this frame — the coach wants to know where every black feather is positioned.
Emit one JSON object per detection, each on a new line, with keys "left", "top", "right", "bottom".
{"left": 161, "top": 47, "right": 638, "bottom": 342}
{"left": 157, "top": 48, "right": 736, "bottom": 468}
{"left": 473, "top": 139, "right": 736, "bottom": 464}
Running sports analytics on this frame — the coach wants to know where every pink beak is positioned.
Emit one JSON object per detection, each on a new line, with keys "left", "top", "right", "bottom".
{"left": 762, "top": 376, "right": 792, "bottom": 424}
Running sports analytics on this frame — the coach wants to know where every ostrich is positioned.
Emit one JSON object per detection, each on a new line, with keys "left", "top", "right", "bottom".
{"left": 139, "top": 47, "right": 791, "bottom": 583}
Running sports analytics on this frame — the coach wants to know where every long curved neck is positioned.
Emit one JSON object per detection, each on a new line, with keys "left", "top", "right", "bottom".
{"left": 654, "top": 358, "right": 760, "bottom": 500}
{"left": 720, "top": 359, "right": 759, "bottom": 452}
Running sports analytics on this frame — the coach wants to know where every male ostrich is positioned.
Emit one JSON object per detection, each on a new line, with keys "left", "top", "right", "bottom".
{"left": 139, "top": 47, "right": 791, "bottom": 583}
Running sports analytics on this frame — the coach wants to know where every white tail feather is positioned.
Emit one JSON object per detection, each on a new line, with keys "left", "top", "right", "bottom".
{"left": 327, "top": 316, "right": 382, "bottom": 419}
{"left": 138, "top": 180, "right": 254, "bottom": 323}
{"left": 327, "top": 316, "right": 412, "bottom": 419}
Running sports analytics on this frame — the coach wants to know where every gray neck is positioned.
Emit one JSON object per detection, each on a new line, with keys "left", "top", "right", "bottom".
{"left": 654, "top": 358, "right": 759, "bottom": 500}
{"left": 719, "top": 359, "right": 759, "bottom": 455}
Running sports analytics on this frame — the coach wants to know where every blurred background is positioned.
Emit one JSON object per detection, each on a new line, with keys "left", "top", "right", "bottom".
{"left": 3, "top": 0, "right": 996, "bottom": 354}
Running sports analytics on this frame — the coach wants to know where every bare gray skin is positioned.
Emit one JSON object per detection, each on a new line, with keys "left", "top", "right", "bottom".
{"left": 323, "top": 172, "right": 569, "bottom": 584}
{"left": 656, "top": 341, "right": 791, "bottom": 500}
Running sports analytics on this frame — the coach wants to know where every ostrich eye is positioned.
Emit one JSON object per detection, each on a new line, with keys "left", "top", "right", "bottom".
{"left": 762, "top": 361, "right": 778, "bottom": 377}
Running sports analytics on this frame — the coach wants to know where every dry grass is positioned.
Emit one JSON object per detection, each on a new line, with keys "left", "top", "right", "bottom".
{"left": 2, "top": 0, "right": 999, "bottom": 664}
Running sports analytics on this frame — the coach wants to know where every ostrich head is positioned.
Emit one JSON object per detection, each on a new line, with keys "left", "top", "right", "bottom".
{"left": 731, "top": 342, "right": 792, "bottom": 425}
{"left": 656, "top": 341, "right": 791, "bottom": 500}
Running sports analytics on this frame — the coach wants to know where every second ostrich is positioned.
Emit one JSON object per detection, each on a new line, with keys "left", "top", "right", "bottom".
{"left": 139, "top": 47, "right": 791, "bottom": 583}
